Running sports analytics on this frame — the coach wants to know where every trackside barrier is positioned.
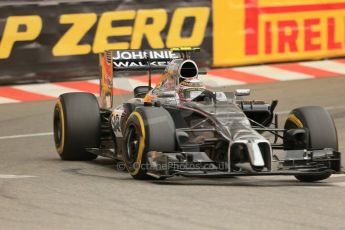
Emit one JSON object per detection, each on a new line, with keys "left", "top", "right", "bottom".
{"left": 0, "top": 0, "right": 344, "bottom": 84}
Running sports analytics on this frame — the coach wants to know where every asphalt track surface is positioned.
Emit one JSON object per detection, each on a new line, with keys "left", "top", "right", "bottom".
{"left": 1, "top": 77, "right": 345, "bottom": 230}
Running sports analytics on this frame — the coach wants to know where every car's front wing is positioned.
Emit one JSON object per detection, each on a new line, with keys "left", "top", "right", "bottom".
{"left": 146, "top": 149, "right": 341, "bottom": 179}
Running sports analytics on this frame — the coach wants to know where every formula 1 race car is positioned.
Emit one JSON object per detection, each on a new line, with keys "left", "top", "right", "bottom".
{"left": 53, "top": 48, "right": 341, "bottom": 181}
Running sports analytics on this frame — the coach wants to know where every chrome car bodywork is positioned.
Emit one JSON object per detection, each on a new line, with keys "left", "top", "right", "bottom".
{"left": 90, "top": 48, "right": 341, "bottom": 179}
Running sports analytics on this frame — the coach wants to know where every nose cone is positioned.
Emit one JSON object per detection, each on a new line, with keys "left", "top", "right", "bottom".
{"left": 230, "top": 140, "right": 272, "bottom": 172}
{"left": 246, "top": 141, "right": 265, "bottom": 167}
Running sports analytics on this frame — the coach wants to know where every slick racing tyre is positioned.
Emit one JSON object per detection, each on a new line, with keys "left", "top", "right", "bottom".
{"left": 53, "top": 92, "right": 100, "bottom": 160}
{"left": 284, "top": 106, "right": 338, "bottom": 182}
{"left": 123, "top": 107, "right": 175, "bottom": 180}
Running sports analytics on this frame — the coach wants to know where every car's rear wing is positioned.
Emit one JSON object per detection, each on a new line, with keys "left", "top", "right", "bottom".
{"left": 99, "top": 47, "right": 200, "bottom": 109}
{"left": 112, "top": 49, "right": 178, "bottom": 71}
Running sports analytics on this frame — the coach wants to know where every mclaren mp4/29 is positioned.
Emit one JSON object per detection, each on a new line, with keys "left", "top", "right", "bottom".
{"left": 53, "top": 48, "right": 341, "bottom": 181}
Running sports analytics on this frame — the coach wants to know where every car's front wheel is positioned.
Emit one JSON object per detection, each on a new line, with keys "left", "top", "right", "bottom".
{"left": 284, "top": 106, "right": 338, "bottom": 182}
{"left": 122, "top": 106, "right": 176, "bottom": 180}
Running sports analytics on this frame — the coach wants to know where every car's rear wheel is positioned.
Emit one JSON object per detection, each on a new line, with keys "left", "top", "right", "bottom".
{"left": 284, "top": 106, "right": 338, "bottom": 182}
{"left": 122, "top": 106, "right": 175, "bottom": 180}
{"left": 53, "top": 92, "right": 100, "bottom": 160}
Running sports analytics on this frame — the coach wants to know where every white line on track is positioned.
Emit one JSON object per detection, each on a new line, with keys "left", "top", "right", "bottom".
{"left": 331, "top": 174, "right": 345, "bottom": 178}
{"left": 233, "top": 65, "right": 314, "bottom": 81}
{"left": 88, "top": 78, "right": 152, "bottom": 91}
{"left": 199, "top": 74, "right": 245, "bottom": 87}
{"left": 0, "top": 132, "right": 53, "bottom": 140}
{"left": 0, "top": 174, "right": 37, "bottom": 179}
{"left": 300, "top": 60, "right": 345, "bottom": 75}
{"left": 0, "top": 96, "right": 19, "bottom": 104}
{"left": 13, "top": 84, "right": 81, "bottom": 98}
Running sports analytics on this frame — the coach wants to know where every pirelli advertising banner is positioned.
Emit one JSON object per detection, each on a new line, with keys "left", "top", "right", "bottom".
{"left": 213, "top": 0, "right": 345, "bottom": 66}
{"left": 0, "top": 0, "right": 345, "bottom": 84}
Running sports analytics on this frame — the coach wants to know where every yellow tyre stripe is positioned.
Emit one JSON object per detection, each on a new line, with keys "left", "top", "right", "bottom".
{"left": 288, "top": 114, "right": 304, "bottom": 128}
{"left": 55, "top": 100, "right": 65, "bottom": 154}
{"left": 127, "top": 112, "right": 146, "bottom": 176}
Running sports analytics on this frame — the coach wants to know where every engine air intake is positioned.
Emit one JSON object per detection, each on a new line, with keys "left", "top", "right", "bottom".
{"left": 179, "top": 60, "right": 198, "bottom": 78}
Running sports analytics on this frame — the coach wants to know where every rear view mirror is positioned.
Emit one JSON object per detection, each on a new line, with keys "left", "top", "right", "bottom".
{"left": 198, "top": 70, "right": 208, "bottom": 75}
{"left": 235, "top": 89, "right": 251, "bottom": 97}
{"left": 157, "top": 91, "right": 175, "bottom": 98}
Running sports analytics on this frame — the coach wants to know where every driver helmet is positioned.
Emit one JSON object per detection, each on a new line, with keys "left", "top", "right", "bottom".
{"left": 177, "top": 78, "right": 205, "bottom": 101}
